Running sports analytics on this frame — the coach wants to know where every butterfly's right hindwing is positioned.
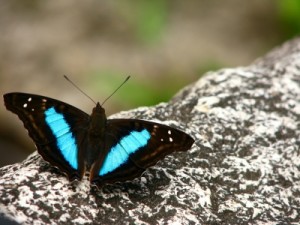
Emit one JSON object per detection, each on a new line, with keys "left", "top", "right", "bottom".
{"left": 4, "top": 93, "right": 89, "bottom": 181}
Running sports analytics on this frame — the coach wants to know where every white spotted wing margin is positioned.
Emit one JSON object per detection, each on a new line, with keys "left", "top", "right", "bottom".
{"left": 90, "top": 119, "right": 194, "bottom": 187}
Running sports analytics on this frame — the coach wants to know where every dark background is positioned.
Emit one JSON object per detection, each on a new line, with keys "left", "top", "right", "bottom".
{"left": 0, "top": 0, "right": 299, "bottom": 167}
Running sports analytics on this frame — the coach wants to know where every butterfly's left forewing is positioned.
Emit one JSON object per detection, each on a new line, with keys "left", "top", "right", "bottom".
{"left": 90, "top": 119, "right": 194, "bottom": 186}
{"left": 4, "top": 93, "right": 90, "bottom": 181}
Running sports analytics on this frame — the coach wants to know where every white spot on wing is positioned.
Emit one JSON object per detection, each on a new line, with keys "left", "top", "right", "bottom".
{"left": 23, "top": 103, "right": 27, "bottom": 108}
{"left": 42, "top": 99, "right": 47, "bottom": 102}
{"left": 169, "top": 137, "right": 173, "bottom": 142}
{"left": 168, "top": 130, "right": 172, "bottom": 135}
{"left": 28, "top": 97, "right": 32, "bottom": 102}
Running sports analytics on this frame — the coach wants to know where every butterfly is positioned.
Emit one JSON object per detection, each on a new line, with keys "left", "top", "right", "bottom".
{"left": 3, "top": 91, "right": 194, "bottom": 187}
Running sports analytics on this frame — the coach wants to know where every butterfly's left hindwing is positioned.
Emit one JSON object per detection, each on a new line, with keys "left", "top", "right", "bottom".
{"left": 4, "top": 93, "right": 89, "bottom": 181}
{"left": 90, "top": 119, "right": 194, "bottom": 186}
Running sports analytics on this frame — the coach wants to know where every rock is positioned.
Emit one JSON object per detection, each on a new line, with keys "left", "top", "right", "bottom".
{"left": 0, "top": 37, "right": 299, "bottom": 224}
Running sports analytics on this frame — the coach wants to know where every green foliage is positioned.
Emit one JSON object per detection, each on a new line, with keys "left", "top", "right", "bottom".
{"left": 277, "top": 0, "right": 300, "bottom": 38}
{"left": 119, "top": 0, "right": 168, "bottom": 44}
{"left": 134, "top": 0, "right": 168, "bottom": 43}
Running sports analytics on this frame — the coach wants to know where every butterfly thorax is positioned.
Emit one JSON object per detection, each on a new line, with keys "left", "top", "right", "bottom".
{"left": 88, "top": 103, "right": 107, "bottom": 137}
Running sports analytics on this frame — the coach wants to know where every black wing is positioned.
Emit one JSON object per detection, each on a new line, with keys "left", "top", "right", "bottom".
{"left": 90, "top": 119, "right": 194, "bottom": 186}
{"left": 3, "top": 92, "right": 90, "bottom": 181}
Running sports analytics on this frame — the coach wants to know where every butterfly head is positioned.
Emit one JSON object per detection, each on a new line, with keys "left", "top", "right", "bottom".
{"left": 93, "top": 102, "right": 105, "bottom": 113}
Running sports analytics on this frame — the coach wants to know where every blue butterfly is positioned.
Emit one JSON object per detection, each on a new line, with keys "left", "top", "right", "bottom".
{"left": 3, "top": 92, "right": 194, "bottom": 187}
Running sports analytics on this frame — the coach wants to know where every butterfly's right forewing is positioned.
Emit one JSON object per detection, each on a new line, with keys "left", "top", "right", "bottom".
{"left": 4, "top": 93, "right": 90, "bottom": 181}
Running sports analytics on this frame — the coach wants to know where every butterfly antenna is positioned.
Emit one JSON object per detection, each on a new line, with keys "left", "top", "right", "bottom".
{"left": 63, "top": 75, "right": 97, "bottom": 105}
{"left": 101, "top": 76, "right": 130, "bottom": 106}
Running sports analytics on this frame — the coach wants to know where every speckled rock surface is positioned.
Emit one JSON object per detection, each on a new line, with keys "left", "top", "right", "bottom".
{"left": 1, "top": 37, "right": 300, "bottom": 225}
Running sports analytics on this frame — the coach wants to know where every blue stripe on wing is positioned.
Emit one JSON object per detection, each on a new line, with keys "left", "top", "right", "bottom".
{"left": 45, "top": 107, "right": 78, "bottom": 170}
{"left": 99, "top": 129, "right": 151, "bottom": 176}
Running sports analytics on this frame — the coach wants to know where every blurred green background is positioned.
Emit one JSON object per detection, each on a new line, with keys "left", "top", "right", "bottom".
{"left": 0, "top": 0, "right": 299, "bottom": 167}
